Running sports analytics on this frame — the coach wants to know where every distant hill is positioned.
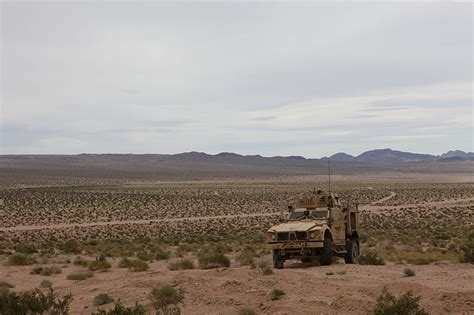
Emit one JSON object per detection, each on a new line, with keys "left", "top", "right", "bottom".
{"left": 0, "top": 148, "right": 473, "bottom": 181}
{"left": 329, "top": 148, "right": 473, "bottom": 164}
{"left": 439, "top": 150, "right": 474, "bottom": 159}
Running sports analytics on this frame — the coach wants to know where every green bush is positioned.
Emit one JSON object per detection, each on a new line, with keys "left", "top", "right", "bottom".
{"left": 238, "top": 308, "right": 256, "bottom": 315}
{"left": 0, "top": 288, "right": 72, "bottom": 314}
{"left": 93, "top": 293, "right": 114, "bottom": 306}
{"left": 130, "top": 259, "right": 149, "bottom": 272}
{"left": 168, "top": 259, "right": 194, "bottom": 271}
{"left": 14, "top": 243, "right": 37, "bottom": 254}
{"left": 237, "top": 247, "right": 257, "bottom": 266}
{"left": 407, "top": 258, "right": 435, "bottom": 265}
{"left": 73, "top": 256, "right": 89, "bottom": 267}
{"left": 0, "top": 281, "right": 14, "bottom": 294}
{"left": 151, "top": 285, "right": 184, "bottom": 313}
{"left": 31, "top": 267, "right": 44, "bottom": 275}
{"left": 258, "top": 260, "right": 273, "bottom": 275}
{"left": 118, "top": 258, "right": 149, "bottom": 272}
{"left": 67, "top": 272, "right": 93, "bottom": 281}
{"left": 63, "top": 240, "right": 80, "bottom": 254}
{"left": 136, "top": 251, "right": 154, "bottom": 262}
{"left": 359, "top": 252, "right": 385, "bottom": 265}
{"left": 32, "top": 266, "right": 62, "bottom": 276}
{"left": 270, "top": 288, "right": 285, "bottom": 300}
{"left": 461, "top": 236, "right": 474, "bottom": 263}
{"left": 88, "top": 258, "right": 112, "bottom": 272}
{"left": 118, "top": 257, "right": 133, "bottom": 268}
{"left": 154, "top": 249, "right": 170, "bottom": 261}
{"left": 371, "top": 288, "right": 428, "bottom": 315}
{"left": 404, "top": 268, "right": 416, "bottom": 277}
{"left": 39, "top": 280, "right": 53, "bottom": 288}
{"left": 8, "top": 253, "right": 35, "bottom": 266}
{"left": 92, "top": 302, "right": 146, "bottom": 315}
{"left": 198, "top": 253, "right": 230, "bottom": 269}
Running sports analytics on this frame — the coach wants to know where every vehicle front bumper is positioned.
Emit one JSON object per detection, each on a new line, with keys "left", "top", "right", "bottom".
{"left": 267, "top": 240, "right": 324, "bottom": 251}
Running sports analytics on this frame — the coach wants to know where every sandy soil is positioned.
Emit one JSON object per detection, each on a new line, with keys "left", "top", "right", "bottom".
{"left": 1, "top": 257, "right": 473, "bottom": 315}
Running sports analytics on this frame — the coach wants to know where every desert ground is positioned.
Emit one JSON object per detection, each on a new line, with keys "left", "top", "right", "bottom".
{"left": 0, "top": 173, "right": 473, "bottom": 314}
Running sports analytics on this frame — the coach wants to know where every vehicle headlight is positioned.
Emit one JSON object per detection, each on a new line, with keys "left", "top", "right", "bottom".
{"left": 268, "top": 232, "right": 276, "bottom": 240}
{"left": 309, "top": 232, "right": 316, "bottom": 239}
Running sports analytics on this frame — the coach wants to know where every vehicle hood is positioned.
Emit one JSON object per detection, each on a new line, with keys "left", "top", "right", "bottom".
{"left": 269, "top": 221, "right": 325, "bottom": 232}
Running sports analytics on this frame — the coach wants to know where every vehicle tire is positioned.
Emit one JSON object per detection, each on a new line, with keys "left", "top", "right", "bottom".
{"left": 320, "top": 237, "right": 332, "bottom": 266}
{"left": 344, "top": 239, "right": 359, "bottom": 264}
{"left": 272, "top": 249, "right": 284, "bottom": 269}
{"left": 301, "top": 257, "right": 312, "bottom": 263}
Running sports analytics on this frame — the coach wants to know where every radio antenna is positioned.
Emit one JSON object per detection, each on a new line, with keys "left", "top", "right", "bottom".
{"left": 328, "top": 158, "right": 331, "bottom": 193}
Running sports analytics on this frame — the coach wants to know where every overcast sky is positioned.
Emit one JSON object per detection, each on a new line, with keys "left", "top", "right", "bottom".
{"left": 1, "top": 2, "right": 473, "bottom": 157}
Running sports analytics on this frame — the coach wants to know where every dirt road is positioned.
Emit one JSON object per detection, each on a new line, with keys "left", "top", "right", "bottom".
{"left": 2, "top": 192, "right": 472, "bottom": 232}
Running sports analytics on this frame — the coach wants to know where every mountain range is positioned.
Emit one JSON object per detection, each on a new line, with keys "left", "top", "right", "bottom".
{"left": 0, "top": 148, "right": 472, "bottom": 180}
{"left": 325, "top": 149, "right": 474, "bottom": 164}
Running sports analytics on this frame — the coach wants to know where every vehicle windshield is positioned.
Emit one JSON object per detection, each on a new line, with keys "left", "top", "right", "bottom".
{"left": 289, "top": 210, "right": 328, "bottom": 220}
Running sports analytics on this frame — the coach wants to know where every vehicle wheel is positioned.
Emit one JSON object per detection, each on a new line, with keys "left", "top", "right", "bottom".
{"left": 344, "top": 239, "right": 359, "bottom": 264}
{"left": 272, "top": 249, "right": 284, "bottom": 269}
{"left": 301, "top": 257, "right": 312, "bottom": 263}
{"left": 320, "top": 237, "right": 332, "bottom": 266}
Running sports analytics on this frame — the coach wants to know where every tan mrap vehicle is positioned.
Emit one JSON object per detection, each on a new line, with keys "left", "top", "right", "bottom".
{"left": 267, "top": 189, "right": 359, "bottom": 269}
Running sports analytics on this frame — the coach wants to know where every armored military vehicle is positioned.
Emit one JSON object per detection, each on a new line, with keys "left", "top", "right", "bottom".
{"left": 267, "top": 189, "right": 359, "bottom": 268}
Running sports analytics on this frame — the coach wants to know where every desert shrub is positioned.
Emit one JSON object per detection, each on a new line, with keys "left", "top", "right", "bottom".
{"left": 238, "top": 308, "right": 256, "bottom": 315}
{"left": 119, "top": 258, "right": 149, "bottom": 272}
{"left": 371, "top": 288, "right": 428, "bottom": 315}
{"left": 63, "top": 239, "right": 80, "bottom": 254}
{"left": 0, "top": 281, "right": 14, "bottom": 289}
{"left": 359, "top": 252, "right": 385, "bottom": 265}
{"left": 130, "top": 259, "right": 149, "bottom": 272}
{"left": 407, "top": 257, "right": 435, "bottom": 265}
{"left": 33, "top": 266, "right": 62, "bottom": 276}
{"left": 0, "top": 281, "right": 14, "bottom": 294}
{"left": 237, "top": 246, "right": 257, "bottom": 266}
{"left": 118, "top": 257, "right": 133, "bottom": 268}
{"left": 168, "top": 259, "right": 194, "bottom": 271}
{"left": 461, "top": 235, "right": 474, "bottom": 263}
{"left": 270, "top": 288, "right": 285, "bottom": 300}
{"left": 31, "top": 267, "right": 44, "bottom": 275}
{"left": 88, "top": 257, "right": 112, "bottom": 272}
{"left": 404, "top": 268, "right": 416, "bottom": 277}
{"left": 8, "top": 253, "right": 35, "bottom": 266}
{"left": 38, "top": 256, "right": 50, "bottom": 264}
{"left": 136, "top": 251, "right": 154, "bottom": 262}
{"left": 154, "top": 249, "right": 170, "bottom": 261}
{"left": 258, "top": 260, "right": 273, "bottom": 275}
{"left": 92, "top": 301, "right": 146, "bottom": 315}
{"left": 151, "top": 285, "right": 184, "bottom": 314}
{"left": 39, "top": 280, "right": 53, "bottom": 288}
{"left": 14, "top": 243, "right": 37, "bottom": 254}
{"left": 198, "top": 252, "right": 230, "bottom": 269}
{"left": 67, "top": 272, "right": 93, "bottom": 281}
{"left": 93, "top": 293, "right": 114, "bottom": 306}
{"left": 73, "top": 256, "right": 89, "bottom": 267}
{"left": 0, "top": 288, "right": 72, "bottom": 314}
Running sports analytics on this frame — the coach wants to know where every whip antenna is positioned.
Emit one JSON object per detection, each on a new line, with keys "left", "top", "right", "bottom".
{"left": 328, "top": 158, "right": 331, "bottom": 193}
